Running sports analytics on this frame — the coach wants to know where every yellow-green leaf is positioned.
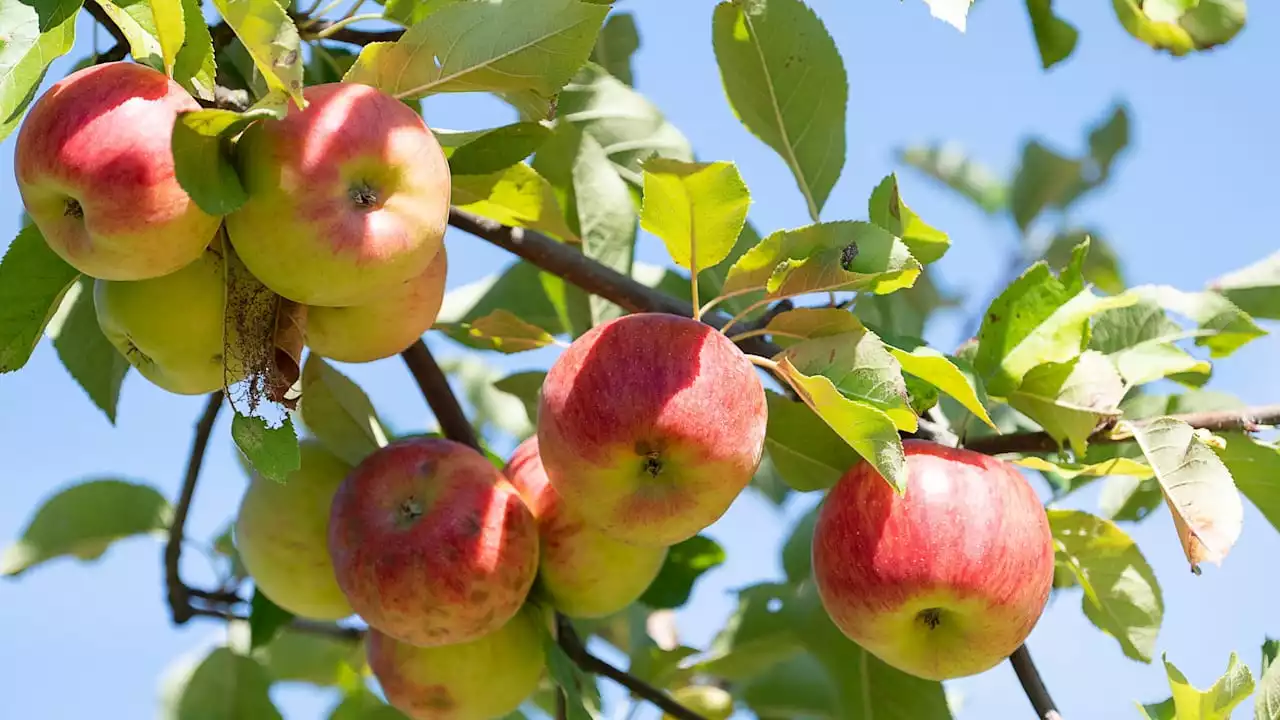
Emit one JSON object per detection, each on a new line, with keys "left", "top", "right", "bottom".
{"left": 1143, "top": 652, "right": 1255, "bottom": 720}
{"left": 1014, "top": 456, "right": 1153, "bottom": 481}
{"left": 149, "top": 0, "right": 184, "bottom": 75}
{"left": 452, "top": 163, "right": 578, "bottom": 242}
{"left": 776, "top": 330, "right": 917, "bottom": 433}
{"left": 889, "top": 344, "right": 994, "bottom": 430}
{"left": 440, "top": 309, "right": 558, "bottom": 353}
{"left": 92, "top": 0, "right": 166, "bottom": 71}
{"left": 867, "top": 173, "right": 949, "bottom": 265}
{"left": 1007, "top": 351, "right": 1126, "bottom": 454}
{"left": 640, "top": 158, "right": 750, "bottom": 275}
{"left": 775, "top": 358, "right": 907, "bottom": 493}
{"left": 1113, "top": 0, "right": 1246, "bottom": 57}
{"left": 764, "top": 307, "right": 864, "bottom": 348}
{"left": 210, "top": 0, "right": 305, "bottom": 106}
{"left": 0, "top": 0, "right": 82, "bottom": 143}
{"left": 173, "top": 0, "right": 215, "bottom": 99}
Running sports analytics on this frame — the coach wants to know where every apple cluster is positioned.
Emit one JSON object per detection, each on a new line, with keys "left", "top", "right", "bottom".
{"left": 13, "top": 61, "right": 452, "bottom": 396}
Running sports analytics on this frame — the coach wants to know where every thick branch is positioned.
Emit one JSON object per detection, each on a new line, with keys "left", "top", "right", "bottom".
{"left": 1010, "top": 646, "right": 1063, "bottom": 720}
{"left": 964, "top": 404, "right": 1280, "bottom": 456}
{"left": 401, "top": 339, "right": 481, "bottom": 452}
{"left": 557, "top": 617, "right": 707, "bottom": 720}
{"left": 165, "top": 391, "right": 224, "bottom": 624}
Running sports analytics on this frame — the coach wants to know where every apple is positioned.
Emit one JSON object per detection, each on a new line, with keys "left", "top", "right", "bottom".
{"left": 328, "top": 437, "right": 539, "bottom": 647}
{"left": 234, "top": 440, "right": 353, "bottom": 620}
{"left": 306, "top": 245, "right": 448, "bottom": 363}
{"left": 94, "top": 239, "right": 246, "bottom": 395}
{"left": 14, "top": 62, "right": 220, "bottom": 281}
{"left": 226, "top": 82, "right": 450, "bottom": 308}
{"left": 368, "top": 603, "right": 547, "bottom": 720}
{"left": 504, "top": 435, "right": 668, "bottom": 618}
{"left": 537, "top": 312, "right": 767, "bottom": 547}
{"left": 810, "top": 440, "right": 1055, "bottom": 681}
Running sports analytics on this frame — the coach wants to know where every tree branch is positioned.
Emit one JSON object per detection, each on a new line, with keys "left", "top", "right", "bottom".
{"left": 165, "top": 391, "right": 224, "bottom": 624}
{"left": 1010, "top": 645, "right": 1063, "bottom": 720}
{"left": 401, "top": 339, "right": 481, "bottom": 452}
{"left": 300, "top": 19, "right": 403, "bottom": 44}
{"left": 964, "top": 404, "right": 1280, "bottom": 456}
{"left": 84, "top": 2, "right": 129, "bottom": 53}
{"left": 557, "top": 616, "right": 707, "bottom": 720}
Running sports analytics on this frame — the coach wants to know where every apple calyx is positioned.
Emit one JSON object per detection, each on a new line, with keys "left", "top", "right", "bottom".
{"left": 349, "top": 181, "right": 381, "bottom": 210}
{"left": 63, "top": 198, "right": 83, "bottom": 219}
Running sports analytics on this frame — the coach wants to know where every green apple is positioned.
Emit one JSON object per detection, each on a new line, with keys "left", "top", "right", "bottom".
{"left": 306, "top": 246, "right": 448, "bottom": 363}
{"left": 234, "top": 440, "right": 353, "bottom": 621}
{"left": 94, "top": 240, "right": 245, "bottom": 395}
{"left": 226, "top": 82, "right": 450, "bottom": 307}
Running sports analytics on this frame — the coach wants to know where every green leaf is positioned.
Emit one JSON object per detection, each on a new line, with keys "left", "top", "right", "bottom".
{"left": 1131, "top": 284, "right": 1265, "bottom": 358}
{"left": 722, "top": 221, "right": 921, "bottom": 300}
{"left": 1113, "top": 0, "right": 1246, "bottom": 56}
{"left": 0, "top": 225, "right": 81, "bottom": 372}
{"left": 171, "top": 106, "right": 279, "bottom": 216}
{"left": 738, "top": 652, "right": 839, "bottom": 719}
{"left": 345, "top": 0, "right": 609, "bottom": 103}
{"left": 712, "top": 0, "right": 847, "bottom": 220}
{"left": 493, "top": 370, "right": 545, "bottom": 427}
{"left": 974, "top": 255, "right": 1135, "bottom": 397}
{"left": 1048, "top": 509, "right": 1163, "bottom": 663}
{"left": 254, "top": 625, "right": 363, "bottom": 686}
{"left": 1153, "top": 652, "right": 1255, "bottom": 720}
{"left": 781, "top": 506, "right": 818, "bottom": 583}
{"left": 1208, "top": 250, "right": 1280, "bottom": 320}
{"left": 1026, "top": 0, "right": 1078, "bottom": 69}
{"left": 888, "top": 343, "right": 995, "bottom": 430}
{"left": 1258, "top": 637, "right": 1280, "bottom": 720}
{"left": 1126, "top": 416, "right": 1243, "bottom": 573}
{"left": 775, "top": 361, "right": 907, "bottom": 493}
{"left": 91, "top": 0, "right": 167, "bottom": 71}
{"left": 1139, "top": 697, "right": 1176, "bottom": 720}
{"left": 540, "top": 623, "right": 592, "bottom": 720}
{"left": 764, "top": 307, "right": 865, "bottom": 347}
{"left": 1100, "top": 475, "right": 1164, "bottom": 523}
{"left": 45, "top": 277, "right": 129, "bottom": 422}
{"left": 589, "top": 11, "right": 638, "bottom": 86}
{"left": 776, "top": 328, "right": 917, "bottom": 432}
{"left": 897, "top": 143, "right": 1007, "bottom": 214}
{"left": 382, "top": 0, "right": 459, "bottom": 26}
{"left": 867, "top": 173, "right": 949, "bottom": 265}
{"left": 437, "top": 261, "right": 569, "bottom": 344}
{"left": 695, "top": 583, "right": 805, "bottom": 681}
{"left": 1, "top": 479, "right": 170, "bottom": 576}
{"left": 639, "top": 534, "right": 726, "bottom": 610}
{"left": 451, "top": 164, "right": 578, "bottom": 242}
{"left": 248, "top": 587, "right": 294, "bottom": 651}
{"left": 0, "top": 0, "right": 82, "bottom": 143}
{"left": 764, "top": 391, "right": 859, "bottom": 492}
{"left": 173, "top": 0, "right": 215, "bottom": 99}
{"left": 856, "top": 268, "right": 958, "bottom": 341}
{"left": 1013, "top": 456, "right": 1153, "bottom": 481}
{"left": 1007, "top": 351, "right": 1126, "bottom": 454}
{"left": 1090, "top": 300, "right": 1211, "bottom": 387}
{"left": 438, "top": 309, "right": 559, "bottom": 353}
{"left": 1010, "top": 140, "right": 1085, "bottom": 231}
{"left": 1043, "top": 229, "right": 1126, "bottom": 294}
{"left": 169, "top": 647, "right": 283, "bottom": 720}
{"left": 559, "top": 62, "right": 694, "bottom": 181}
{"left": 1213, "top": 432, "right": 1280, "bottom": 536}
{"left": 641, "top": 158, "right": 751, "bottom": 275}
{"left": 210, "top": 0, "right": 305, "bottom": 106}
{"left": 629, "top": 645, "right": 701, "bottom": 692}
{"left": 444, "top": 123, "right": 552, "bottom": 176}
{"left": 149, "top": 0, "right": 185, "bottom": 73}
{"left": 297, "top": 355, "right": 389, "bottom": 466}
{"left": 232, "top": 413, "right": 301, "bottom": 484}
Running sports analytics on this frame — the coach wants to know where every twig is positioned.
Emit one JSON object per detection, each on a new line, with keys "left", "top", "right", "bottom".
{"left": 1010, "top": 645, "right": 1063, "bottom": 720}
{"left": 400, "top": 340, "right": 481, "bottom": 452}
{"left": 557, "top": 617, "right": 707, "bottom": 720}
{"left": 165, "top": 392, "right": 224, "bottom": 624}
{"left": 964, "top": 404, "right": 1280, "bottom": 456}
{"left": 304, "top": 13, "right": 385, "bottom": 40}
{"left": 300, "top": 19, "right": 403, "bottom": 44}
{"left": 98, "top": 43, "right": 128, "bottom": 63}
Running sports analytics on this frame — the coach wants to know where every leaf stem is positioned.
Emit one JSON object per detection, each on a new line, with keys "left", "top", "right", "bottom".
{"left": 305, "top": 13, "right": 383, "bottom": 39}
{"left": 728, "top": 328, "right": 806, "bottom": 344}
{"left": 719, "top": 296, "right": 774, "bottom": 336}
{"left": 301, "top": 0, "right": 350, "bottom": 26}
{"left": 698, "top": 287, "right": 755, "bottom": 318}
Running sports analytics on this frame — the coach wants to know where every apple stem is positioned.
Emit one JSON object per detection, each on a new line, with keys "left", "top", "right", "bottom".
{"left": 718, "top": 296, "right": 775, "bottom": 336}
{"left": 747, "top": 355, "right": 779, "bottom": 373}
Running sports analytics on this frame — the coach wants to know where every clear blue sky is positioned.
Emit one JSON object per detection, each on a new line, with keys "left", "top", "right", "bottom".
{"left": 2, "top": 1, "right": 1278, "bottom": 718}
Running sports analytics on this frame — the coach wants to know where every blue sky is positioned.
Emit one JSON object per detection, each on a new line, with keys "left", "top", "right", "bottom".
{"left": 2, "top": 0, "right": 1279, "bottom": 718}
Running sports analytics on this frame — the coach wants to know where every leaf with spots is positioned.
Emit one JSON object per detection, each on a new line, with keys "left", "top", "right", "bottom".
{"left": 867, "top": 173, "right": 949, "bottom": 265}
{"left": 437, "top": 309, "right": 559, "bottom": 354}
{"left": 210, "top": 0, "right": 305, "bottom": 106}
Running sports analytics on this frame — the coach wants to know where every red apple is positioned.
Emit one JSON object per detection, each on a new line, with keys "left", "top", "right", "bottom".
{"left": 811, "top": 440, "right": 1055, "bottom": 681}
{"left": 537, "top": 313, "right": 767, "bottom": 547}
{"left": 14, "top": 62, "right": 220, "bottom": 281}
{"left": 305, "top": 246, "right": 448, "bottom": 363}
{"left": 327, "top": 437, "right": 539, "bottom": 647}
{"left": 505, "top": 436, "right": 668, "bottom": 618}
{"left": 226, "top": 82, "right": 450, "bottom": 307}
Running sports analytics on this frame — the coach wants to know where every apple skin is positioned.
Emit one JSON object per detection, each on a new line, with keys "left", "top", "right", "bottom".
{"left": 306, "top": 245, "right": 448, "bottom": 363}
{"left": 14, "top": 62, "right": 220, "bottom": 281}
{"left": 504, "top": 435, "right": 668, "bottom": 618}
{"left": 811, "top": 440, "right": 1055, "bottom": 681}
{"left": 234, "top": 440, "right": 353, "bottom": 621}
{"left": 226, "top": 82, "right": 450, "bottom": 308}
{"left": 94, "top": 239, "right": 246, "bottom": 395}
{"left": 537, "top": 313, "right": 767, "bottom": 547}
{"left": 327, "top": 437, "right": 539, "bottom": 647}
{"left": 368, "top": 603, "right": 547, "bottom": 720}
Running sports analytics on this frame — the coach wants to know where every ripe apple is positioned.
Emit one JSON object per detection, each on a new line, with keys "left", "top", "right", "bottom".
{"left": 14, "top": 61, "right": 220, "bottom": 281}
{"left": 94, "top": 239, "right": 246, "bottom": 395}
{"left": 226, "top": 82, "right": 450, "bottom": 308}
{"left": 234, "top": 440, "right": 353, "bottom": 620}
{"left": 537, "top": 312, "right": 767, "bottom": 547}
{"left": 328, "top": 437, "right": 539, "bottom": 647}
{"left": 504, "top": 435, "right": 668, "bottom": 618}
{"left": 811, "top": 440, "right": 1055, "bottom": 681}
{"left": 306, "top": 246, "right": 448, "bottom": 363}
{"left": 368, "top": 603, "right": 548, "bottom": 720}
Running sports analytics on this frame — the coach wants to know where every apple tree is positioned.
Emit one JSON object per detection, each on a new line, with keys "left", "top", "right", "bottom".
{"left": 1, "top": 0, "right": 1276, "bottom": 718}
